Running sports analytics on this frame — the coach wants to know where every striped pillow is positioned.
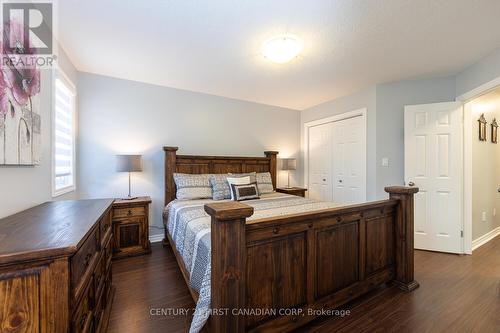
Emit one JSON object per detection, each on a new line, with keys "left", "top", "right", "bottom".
{"left": 173, "top": 173, "right": 212, "bottom": 200}
{"left": 256, "top": 172, "right": 274, "bottom": 194}
{"left": 228, "top": 172, "right": 257, "bottom": 183}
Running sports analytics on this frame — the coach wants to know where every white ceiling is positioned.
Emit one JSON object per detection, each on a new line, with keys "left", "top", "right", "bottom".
{"left": 59, "top": 0, "right": 500, "bottom": 110}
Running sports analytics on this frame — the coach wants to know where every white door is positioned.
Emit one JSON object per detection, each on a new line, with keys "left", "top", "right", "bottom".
{"left": 332, "top": 116, "right": 366, "bottom": 204}
{"left": 404, "top": 102, "right": 463, "bottom": 253}
{"left": 308, "top": 122, "right": 332, "bottom": 201}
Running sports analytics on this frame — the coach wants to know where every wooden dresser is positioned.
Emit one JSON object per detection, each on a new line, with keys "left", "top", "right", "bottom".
{"left": 0, "top": 199, "right": 115, "bottom": 333}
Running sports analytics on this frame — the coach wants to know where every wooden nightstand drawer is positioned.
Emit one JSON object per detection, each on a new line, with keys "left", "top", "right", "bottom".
{"left": 113, "top": 206, "right": 146, "bottom": 219}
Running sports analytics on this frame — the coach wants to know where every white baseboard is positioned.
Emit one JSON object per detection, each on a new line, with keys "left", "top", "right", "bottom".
{"left": 149, "top": 233, "right": 164, "bottom": 243}
{"left": 472, "top": 226, "right": 500, "bottom": 251}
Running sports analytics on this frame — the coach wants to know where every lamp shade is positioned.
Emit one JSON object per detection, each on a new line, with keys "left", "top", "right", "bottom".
{"left": 281, "top": 158, "right": 297, "bottom": 171}
{"left": 116, "top": 155, "right": 143, "bottom": 172}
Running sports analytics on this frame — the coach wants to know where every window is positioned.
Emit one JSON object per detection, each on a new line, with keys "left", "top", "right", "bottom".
{"left": 53, "top": 71, "right": 76, "bottom": 196}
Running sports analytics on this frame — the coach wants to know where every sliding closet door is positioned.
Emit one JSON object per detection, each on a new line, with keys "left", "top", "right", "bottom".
{"left": 308, "top": 123, "right": 333, "bottom": 201}
{"left": 332, "top": 116, "right": 366, "bottom": 204}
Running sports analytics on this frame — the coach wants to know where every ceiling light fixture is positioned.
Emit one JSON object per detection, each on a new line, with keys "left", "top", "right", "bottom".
{"left": 262, "top": 35, "right": 303, "bottom": 64}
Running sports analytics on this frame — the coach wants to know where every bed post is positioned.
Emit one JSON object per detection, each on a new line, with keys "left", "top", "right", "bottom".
{"left": 163, "top": 146, "right": 178, "bottom": 246}
{"left": 204, "top": 202, "right": 254, "bottom": 333}
{"left": 264, "top": 151, "right": 278, "bottom": 189}
{"left": 385, "top": 186, "right": 420, "bottom": 292}
{"left": 163, "top": 146, "right": 178, "bottom": 206}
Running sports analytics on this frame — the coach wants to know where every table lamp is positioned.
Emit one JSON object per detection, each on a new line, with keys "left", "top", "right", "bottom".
{"left": 116, "top": 154, "right": 142, "bottom": 200}
{"left": 281, "top": 158, "right": 297, "bottom": 189}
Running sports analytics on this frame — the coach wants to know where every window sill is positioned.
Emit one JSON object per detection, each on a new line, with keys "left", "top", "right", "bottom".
{"left": 52, "top": 186, "right": 76, "bottom": 198}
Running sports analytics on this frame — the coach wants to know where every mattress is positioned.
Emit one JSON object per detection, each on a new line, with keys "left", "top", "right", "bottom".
{"left": 163, "top": 192, "right": 339, "bottom": 333}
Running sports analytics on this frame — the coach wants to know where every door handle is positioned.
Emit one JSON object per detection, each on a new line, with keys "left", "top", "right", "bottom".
{"left": 408, "top": 181, "right": 415, "bottom": 187}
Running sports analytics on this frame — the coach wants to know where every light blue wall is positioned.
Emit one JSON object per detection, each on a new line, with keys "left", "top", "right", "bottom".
{"left": 301, "top": 87, "right": 377, "bottom": 200}
{"left": 375, "top": 76, "right": 456, "bottom": 198}
{"left": 456, "top": 47, "right": 500, "bottom": 98}
{"left": 77, "top": 73, "right": 301, "bottom": 236}
{"left": 301, "top": 76, "right": 456, "bottom": 200}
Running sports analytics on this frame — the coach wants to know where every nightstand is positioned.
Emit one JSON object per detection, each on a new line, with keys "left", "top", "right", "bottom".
{"left": 276, "top": 187, "right": 308, "bottom": 197}
{"left": 112, "top": 196, "right": 152, "bottom": 259}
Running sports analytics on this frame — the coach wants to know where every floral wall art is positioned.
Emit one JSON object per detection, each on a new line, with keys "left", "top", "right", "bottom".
{"left": 0, "top": 19, "right": 41, "bottom": 165}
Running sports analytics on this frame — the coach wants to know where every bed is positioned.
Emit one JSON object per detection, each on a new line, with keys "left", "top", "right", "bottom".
{"left": 162, "top": 146, "right": 419, "bottom": 333}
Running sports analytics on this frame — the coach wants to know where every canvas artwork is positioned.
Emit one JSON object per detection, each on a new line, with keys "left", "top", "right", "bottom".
{"left": 0, "top": 19, "right": 42, "bottom": 165}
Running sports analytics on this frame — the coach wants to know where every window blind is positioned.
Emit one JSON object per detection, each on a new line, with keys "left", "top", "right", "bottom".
{"left": 54, "top": 77, "right": 75, "bottom": 193}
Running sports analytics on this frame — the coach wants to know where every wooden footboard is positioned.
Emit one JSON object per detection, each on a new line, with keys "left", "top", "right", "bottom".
{"left": 204, "top": 186, "right": 419, "bottom": 333}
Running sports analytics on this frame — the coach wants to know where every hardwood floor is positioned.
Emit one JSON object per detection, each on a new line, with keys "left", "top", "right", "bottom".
{"left": 108, "top": 243, "right": 195, "bottom": 333}
{"left": 109, "top": 236, "right": 500, "bottom": 333}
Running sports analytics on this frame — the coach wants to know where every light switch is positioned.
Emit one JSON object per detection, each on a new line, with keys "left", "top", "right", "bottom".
{"left": 482, "top": 211, "right": 487, "bottom": 222}
{"left": 381, "top": 158, "right": 389, "bottom": 167}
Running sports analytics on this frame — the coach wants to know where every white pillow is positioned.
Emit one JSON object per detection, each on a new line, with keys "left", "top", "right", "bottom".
{"left": 226, "top": 176, "right": 251, "bottom": 200}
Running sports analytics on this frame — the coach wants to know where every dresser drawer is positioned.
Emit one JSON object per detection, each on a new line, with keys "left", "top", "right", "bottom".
{"left": 72, "top": 277, "right": 94, "bottom": 333}
{"left": 113, "top": 206, "right": 146, "bottom": 219}
{"left": 100, "top": 211, "right": 112, "bottom": 244}
{"left": 94, "top": 254, "right": 105, "bottom": 301}
{"left": 71, "top": 226, "right": 99, "bottom": 299}
{"left": 94, "top": 290, "right": 105, "bottom": 333}
{"left": 104, "top": 235, "right": 113, "bottom": 271}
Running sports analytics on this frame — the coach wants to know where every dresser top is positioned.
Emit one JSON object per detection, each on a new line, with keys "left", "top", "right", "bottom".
{"left": 0, "top": 199, "right": 114, "bottom": 264}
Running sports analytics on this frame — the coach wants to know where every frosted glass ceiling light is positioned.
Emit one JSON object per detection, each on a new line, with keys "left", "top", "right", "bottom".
{"left": 262, "top": 35, "right": 303, "bottom": 64}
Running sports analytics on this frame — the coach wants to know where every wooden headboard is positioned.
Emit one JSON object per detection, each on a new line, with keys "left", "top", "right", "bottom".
{"left": 163, "top": 146, "right": 279, "bottom": 206}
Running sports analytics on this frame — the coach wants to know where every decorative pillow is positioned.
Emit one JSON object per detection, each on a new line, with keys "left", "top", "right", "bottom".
{"left": 256, "top": 172, "right": 274, "bottom": 194}
{"left": 209, "top": 174, "right": 231, "bottom": 200}
{"left": 226, "top": 176, "right": 252, "bottom": 200}
{"left": 173, "top": 173, "right": 212, "bottom": 200}
{"left": 230, "top": 183, "right": 260, "bottom": 201}
{"left": 228, "top": 172, "right": 257, "bottom": 183}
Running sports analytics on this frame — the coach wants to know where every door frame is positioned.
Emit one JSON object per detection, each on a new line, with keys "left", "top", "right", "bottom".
{"left": 303, "top": 108, "right": 367, "bottom": 201}
{"left": 457, "top": 75, "right": 500, "bottom": 254}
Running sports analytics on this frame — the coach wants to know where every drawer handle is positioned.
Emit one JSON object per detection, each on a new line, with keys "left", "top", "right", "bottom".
{"left": 84, "top": 253, "right": 92, "bottom": 267}
{"left": 127, "top": 209, "right": 132, "bottom": 216}
{"left": 80, "top": 313, "right": 87, "bottom": 330}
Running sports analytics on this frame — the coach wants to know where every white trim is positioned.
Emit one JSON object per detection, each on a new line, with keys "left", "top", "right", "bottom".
{"left": 51, "top": 65, "right": 77, "bottom": 198}
{"left": 303, "top": 108, "right": 367, "bottom": 202}
{"left": 463, "top": 102, "right": 473, "bottom": 254}
{"left": 456, "top": 76, "right": 500, "bottom": 102}
{"left": 472, "top": 226, "right": 500, "bottom": 251}
{"left": 457, "top": 74, "right": 500, "bottom": 255}
{"left": 149, "top": 233, "right": 164, "bottom": 243}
